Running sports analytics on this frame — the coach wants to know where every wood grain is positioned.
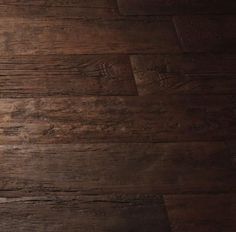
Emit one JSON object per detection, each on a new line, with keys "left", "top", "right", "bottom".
{"left": 164, "top": 194, "right": 235, "bottom": 232}
{"left": 0, "top": 17, "right": 180, "bottom": 55}
{"left": 0, "top": 194, "right": 170, "bottom": 232}
{"left": 0, "top": 142, "right": 234, "bottom": 194}
{"left": 174, "top": 15, "right": 236, "bottom": 52}
{"left": 118, "top": 0, "right": 236, "bottom": 15}
{"left": 0, "top": 96, "right": 235, "bottom": 144}
{"left": 0, "top": 0, "right": 119, "bottom": 19}
{"left": 0, "top": 55, "right": 137, "bottom": 97}
{"left": 131, "top": 54, "right": 236, "bottom": 95}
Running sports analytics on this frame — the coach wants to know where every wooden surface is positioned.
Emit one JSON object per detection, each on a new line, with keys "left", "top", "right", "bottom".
{"left": 118, "top": 0, "right": 236, "bottom": 15}
{"left": 0, "top": 1, "right": 235, "bottom": 231}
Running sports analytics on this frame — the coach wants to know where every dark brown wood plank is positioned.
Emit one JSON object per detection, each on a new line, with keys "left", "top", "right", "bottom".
{"left": 174, "top": 15, "right": 236, "bottom": 52}
{"left": 164, "top": 194, "right": 235, "bottom": 232}
{"left": 0, "top": 0, "right": 119, "bottom": 19}
{"left": 0, "top": 17, "right": 180, "bottom": 55}
{"left": 0, "top": 194, "right": 170, "bottom": 232}
{"left": 0, "top": 96, "right": 235, "bottom": 143}
{"left": 0, "top": 0, "right": 116, "bottom": 6}
{"left": 0, "top": 142, "right": 234, "bottom": 194}
{"left": 118, "top": 0, "right": 236, "bottom": 15}
{"left": 131, "top": 54, "right": 236, "bottom": 95}
{"left": 0, "top": 55, "right": 137, "bottom": 97}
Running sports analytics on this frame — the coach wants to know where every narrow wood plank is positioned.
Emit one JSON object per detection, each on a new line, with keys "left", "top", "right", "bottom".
{"left": 0, "top": 194, "right": 170, "bottom": 232}
{"left": 131, "top": 54, "right": 236, "bottom": 95}
{"left": 0, "top": 55, "right": 137, "bottom": 97}
{"left": 0, "top": 17, "right": 180, "bottom": 55}
{"left": 0, "top": 0, "right": 119, "bottom": 19}
{"left": 0, "top": 142, "right": 234, "bottom": 194}
{"left": 0, "top": 0, "right": 116, "bottom": 6}
{"left": 0, "top": 96, "right": 235, "bottom": 143}
{"left": 118, "top": 0, "right": 236, "bottom": 15}
{"left": 174, "top": 15, "right": 236, "bottom": 52}
{"left": 164, "top": 194, "right": 235, "bottom": 232}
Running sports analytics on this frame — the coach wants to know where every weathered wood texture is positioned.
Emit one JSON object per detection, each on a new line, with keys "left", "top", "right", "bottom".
{"left": 165, "top": 194, "right": 235, "bottom": 232}
{"left": 0, "top": 17, "right": 180, "bottom": 55}
{"left": 0, "top": 96, "right": 235, "bottom": 144}
{"left": 131, "top": 54, "right": 236, "bottom": 95}
{"left": 174, "top": 16, "right": 236, "bottom": 52}
{"left": 0, "top": 1, "right": 235, "bottom": 231}
{"left": 0, "top": 194, "right": 171, "bottom": 232}
{"left": 118, "top": 0, "right": 236, "bottom": 15}
{"left": 0, "top": 142, "right": 234, "bottom": 194}
{"left": 0, "top": 0, "right": 119, "bottom": 19}
{"left": 0, "top": 55, "right": 137, "bottom": 97}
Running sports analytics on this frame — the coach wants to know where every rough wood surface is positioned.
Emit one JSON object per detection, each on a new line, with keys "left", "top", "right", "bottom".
{"left": 0, "top": 142, "right": 234, "bottom": 194}
{"left": 0, "top": 194, "right": 171, "bottom": 232}
{"left": 0, "top": 55, "right": 137, "bottom": 97}
{"left": 118, "top": 0, "right": 236, "bottom": 15}
{"left": 174, "top": 15, "right": 236, "bottom": 52}
{"left": 0, "top": 17, "right": 180, "bottom": 55}
{"left": 131, "top": 54, "right": 236, "bottom": 95}
{"left": 0, "top": 1, "right": 235, "bottom": 231}
{"left": 164, "top": 194, "right": 235, "bottom": 232}
{"left": 0, "top": 0, "right": 119, "bottom": 19}
{"left": 0, "top": 96, "right": 235, "bottom": 143}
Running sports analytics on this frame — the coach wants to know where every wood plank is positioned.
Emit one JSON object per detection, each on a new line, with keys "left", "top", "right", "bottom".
{"left": 0, "top": 17, "right": 180, "bottom": 55}
{"left": 0, "top": 142, "right": 234, "bottom": 194}
{"left": 118, "top": 0, "right": 236, "bottom": 15}
{"left": 0, "top": 0, "right": 119, "bottom": 19}
{"left": 0, "top": 0, "right": 116, "bottom": 6}
{"left": 164, "top": 194, "right": 235, "bottom": 232}
{"left": 174, "top": 16, "right": 236, "bottom": 52}
{"left": 0, "top": 194, "right": 170, "bottom": 232}
{"left": 131, "top": 54, "right": 236, "bottom": 95}
{"left": 0, "top": 96, "right": 235, "bottom": 143}
{"left": 0, "top": 55, "right": 137, "bottom": 97}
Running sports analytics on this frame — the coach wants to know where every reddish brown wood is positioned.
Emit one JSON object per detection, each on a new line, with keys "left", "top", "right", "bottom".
{"left": 165, "top": 194, "right": 235, "bottom": 232}
{"left": 0, "top": 1, "right": 234, "bottom": 231}
{"left": 0, "top": 96, "right": 235, "bottom": 143}
{"left": 131, "top": 54, "right": 236, "bottom": 95}
{"left": 0, "top": 17, "right": 180, "bottom": 55}
{"left": 0, "top": 194, "right": 171, "bottom": 232}
{"left": 0, "top": 0, "right": 119, "bottom": 19}
{"left": 0, "top": 55, "right": 137, "bottom": 97}
{"left": 0, "top": 142, "right": 234, "bottom": 194}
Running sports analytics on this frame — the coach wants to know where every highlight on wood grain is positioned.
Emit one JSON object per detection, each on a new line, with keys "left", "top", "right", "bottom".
{"left": 0, "top": 96, "right": 235, "bottom": 143}
{"left": 0, "top": 55, "right": 137, "bottom": 97}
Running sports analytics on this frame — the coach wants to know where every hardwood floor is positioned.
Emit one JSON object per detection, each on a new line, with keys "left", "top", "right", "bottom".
{"left": 0, "top": 1, "right": 235, "bottom": 231}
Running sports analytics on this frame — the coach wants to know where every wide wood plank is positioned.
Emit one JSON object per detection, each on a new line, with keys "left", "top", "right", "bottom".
{"left": 174, "top": 15, "right": 236, "bottom": 52}
{"left": 0, "top": 55, "right": 137, "bottom": 97}
{"left": 118, "top": 0, "right": 236, "bottom": 15}
{"left": 0, "top": 0, "right": 119, "bottom": 19}
{"left": 0, "top": 96, "right": 235, "bottom": 143}
{"left": 0, "top": 194, "right": 170, "bottom": 232}
{"left": 164, "top": 194, "right": 235, "bottom": 232}
{"left": 0, "top": 17, "right": 179, "bottom": 55}
{"left": 131, "top": 54, "right": 236, "bottom": 95}
{"left": 0, "top": 142, "right": 234, "bottom": 194}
